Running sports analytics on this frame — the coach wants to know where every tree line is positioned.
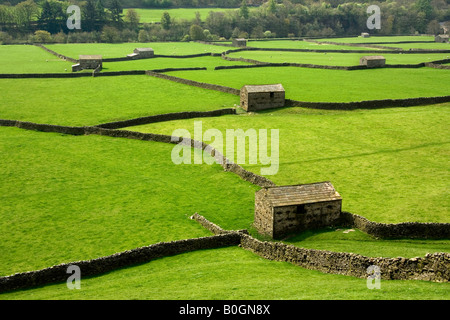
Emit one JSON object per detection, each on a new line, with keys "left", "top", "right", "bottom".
{"left": 0, "top": 0, "right": 448, "bottom": 44}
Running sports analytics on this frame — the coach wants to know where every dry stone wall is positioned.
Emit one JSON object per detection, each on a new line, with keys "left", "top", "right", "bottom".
{"left": 239, "top": 233, "right": 449, "bottom": 282}
{"left": 0, "top": 233, "right": 241, "bottom": 294}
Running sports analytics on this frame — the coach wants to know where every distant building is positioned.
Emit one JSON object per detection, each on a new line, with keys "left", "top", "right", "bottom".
{"left": 361, "top": 32, "right": 370, "bottom": 38}
{"left": 240, "top": 84, "right": 285, "bottom": 112}
{"left": 232, "top": 38, "right": 247, "bottom": 47}
{"left": 254, "top": 182, "right": 343, "bottom": 239}
{"left": 435, "top": 34, "right": 449, "bottom": 43}
{"left": 127, "top": 48, "right": 155, "bottom": 59}
{"left": 72, "top": 55, "right": 102, "bottom": 72}
{"left": 359, "top": 55, "right": 386, "bottom": 68}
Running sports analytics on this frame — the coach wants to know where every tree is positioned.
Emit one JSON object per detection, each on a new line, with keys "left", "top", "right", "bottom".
{"left": 240, "top": 0, "right": 249, "bottom": 19}
{"left": 161, "top": 11, "right": 171, "bottom": 30}
{"left": 189, "top": 24, "right": 204, "bottom": 40}
{"left": 125, "top": 8, "right": 140, "bottom": 31}
{"left": 268, "top": 0, "right": 277, "bottom": 15}
{"left": 415, "top": 0, "right": 433, "bottom": 20}
{"left": 108, "top": 0, "right": 123, "bottom": 28}
{"left": 38, "top": 0, "right": 65, "bottom": 34}
{"left": 34, "top": 29, "right": 51, "bottom": 42}
{"left": 15, "top": 0, "right": 39, "bottom": 31}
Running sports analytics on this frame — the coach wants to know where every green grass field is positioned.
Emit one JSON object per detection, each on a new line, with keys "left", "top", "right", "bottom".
{"left": 169, "top": 67, "right": 450, "bottom": 102}
{"left": 0, "top": 45, "right": 73, "bottom": 73}
{"left": 0, "top": 126, "right": 258, "bottom": 276}
{"left": 315, "top": 35, "right": 435, "bottom": 43}
{"left": 0, "top": 39, "right": 449, "bottom": 300}
{"left": 124, "top": 7, "right": 243, "bottom": 23}
{"left": 45, "top": 42, "right": 232, "bottom": 59}
{"left": 2, "top": 246, "right": 449, "bottom": 300}
{"left": 227, "top": 50, "right": 450, "bottom": 66}
{"left": 245, "top": 39, "right": 384, "bottom": 51}
{"left": 0, "top": 76, "right": 240, "bottom": 126}
{"left": 125, "top": 104, "right": 450, "bottom": 225}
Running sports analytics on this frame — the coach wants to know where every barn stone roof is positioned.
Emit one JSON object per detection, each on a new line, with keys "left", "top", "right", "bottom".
{"left": 79, "top": 55, "right": 102, "bottom": 60}
{"left": 242, "top": 84, "right": 285, "bottom": 93}
{"left": 361, "top": 55, "right": 385, "bottom": 60}
{"left": 258, "top": 181, "right": 341, "bottom": 207}
{"left": 135, "top": 48, "right": 154, "bottom": 52}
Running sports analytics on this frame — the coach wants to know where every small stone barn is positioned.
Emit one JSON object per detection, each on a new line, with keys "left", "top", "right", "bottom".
{"left": 240, "top": 84, "right": 285, "bottom": 112}
{"left": 72, "top": 55, "right": 102, "bottom": 72}
{"left": 232, "top": 38, "right": 247, "bottom": 47}
{"left": 254, "top": 182, "right": 342, "bottom": 239}
{"left": 361, "top": 32, "right": 370, "bottom": 38}
{"left": 435, "top": 35, "right": 449, "bottom": 43}
{"left": 127, "top": 48, "right": 154, "bottom": 59}
{"left": 360, "top": 55, "right": 386, "bottom": 68}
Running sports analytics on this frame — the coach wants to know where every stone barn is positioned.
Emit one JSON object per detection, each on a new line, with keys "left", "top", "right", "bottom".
{"left": 72, "top": 55, "right": 102, "bottom": 72}
{"left": 254, "top": 182, "right": 342, "bottom": 239}
{"left": 240, "top": 84, "right": 285, "bottom": 111}
{"left": 361, "top": 32, "right": 370, "bottom": 38}
{"left": 232, "top": 38, "right": 247, "bottom": 47}
{"left": 435, "top": 35, "right": 449, "bottom": 43}
{"left": 127, "top": 48, "right": 154, "bottom": 59}
{"left": 360, "top": 55, "right": 386, "bottom": 68}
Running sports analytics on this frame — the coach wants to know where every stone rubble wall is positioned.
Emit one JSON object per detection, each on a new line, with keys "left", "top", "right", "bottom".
{"left": 0, "top": 233, "right": 241, "bottom": 294}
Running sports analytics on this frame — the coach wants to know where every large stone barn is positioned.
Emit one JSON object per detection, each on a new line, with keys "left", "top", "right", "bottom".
{"left": 127, "top": 48, "right": 155, "bottom": 59}
{"left": 360, "top": 55, "right": 386, "bottom": 68}
{"left": 240, "top": 84, "right": 285, "bottom": 112}
{"left": 254, "top": 182, "right": 343, "bottom": 239}
{"left": 435, "top": 35, "right": 449, "bottom": 43}
{"left": 72, "top": 55, "right": 102, "bottom": 72}
{"left": 232, "top": 38, "right": 247, "bottom": 47}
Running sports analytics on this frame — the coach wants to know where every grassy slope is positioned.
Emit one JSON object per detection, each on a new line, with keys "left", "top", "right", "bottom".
{"left": 45, "top": 42, "right": 232, "bottom": 59}
{"left": 0, "top": 76, "right": 240, "bottom": 126}
{"left": 124, "top": 7, "right": 240, "bottom": 23}
{"left": 0, "top": 45, "right": 73, "bottom": 73}
{"left": 102, "top": 56, "right": 250, "bottom": 71}
{"left": 246, "top": 40, "right": 383, "bottom": 50}
{"left": 0, "top": 127, "right": 259, "bottom": 276}
{"left": 2, "top": 247, "right": 449, "bottom": 300}
{"left": 315, "top": 36, "right": 435, "bottom": 43}
{"left": 170, "top": 67, "right": 450, "bottom": 102}
{"left": 227, "top": 50, "right": 450, "bottom": 66}
{"left": 125, "top": 104, "right": 450, "bottom": 225}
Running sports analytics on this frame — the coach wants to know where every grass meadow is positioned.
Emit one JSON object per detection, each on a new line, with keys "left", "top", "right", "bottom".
{"left": 170, "top": 67, "right": 450, "bottom": 102}
{"left": 0, "top": 76, "right": 240, "bottom": 126}
{"left": 45, "top": 42, "right": 232, "bottom": 59}
{"left": 124, "top": 7, "right": 243, "bottom": 23}
{"left": 227, "top": 50, "right": 450, "bottom": 66}
{"left": 0, "top": 39, "right": 449, "bottom": 300}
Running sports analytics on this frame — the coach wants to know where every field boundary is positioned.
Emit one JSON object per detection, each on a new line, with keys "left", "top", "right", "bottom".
{"left": 145, "top": 70, "right": 240, "bottom": 95}
{"left": 0, "top": 119, "right": 276, "bottom": 188}
{"left": 0, "top": 233, "right": 242, "bottom": 294}
{"left": 220, "top": 50, "right": 450, "bottom": 70}
{"left": 95, "top": 108, "right": 236, "bottom": 129}
{"left": 191, "top": 213, "right": 450, "bottom": 283}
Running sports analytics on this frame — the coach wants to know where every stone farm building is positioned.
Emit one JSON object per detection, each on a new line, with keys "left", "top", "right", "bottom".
{"left": 127, "top": 48, "right": 154, "bottom": 59}
{"left": 361, "top": 32, "right": 370, "bottom": 38}
{"left": 360, "top": 55, "right": 386, "bottom": 68}
{"left": 72, "top": 55, "right": 102, "bottom": 72}
{"left": 254, "top": 182, "right": 342, "bottom": 239}
{"left": 232, "top": 38, "right": 247, "bottom": 47}
{"left": 240, "top": 84, "right": 285, "bottom": 112}
{"left": 435, "top": 35, "right": 449, "bottom": 43}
